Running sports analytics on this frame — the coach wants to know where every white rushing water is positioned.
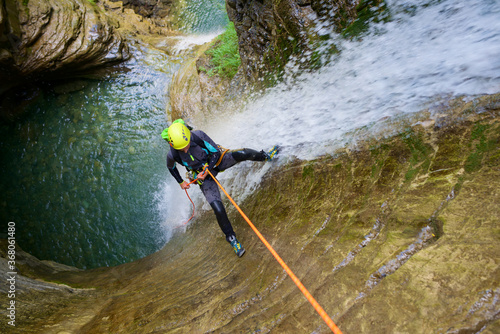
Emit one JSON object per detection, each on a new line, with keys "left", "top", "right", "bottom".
{"left": 208, "top": 0, "right": 500, "bottom": 156}
{"left": 159, "top": 0, "right": 500, "bottom": 236}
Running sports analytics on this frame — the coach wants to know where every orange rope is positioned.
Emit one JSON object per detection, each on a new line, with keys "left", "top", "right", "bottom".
{"left": 177, "top": 178, "right": 202, "bottom": 228}
{"left": 181, "top": 189, "right": 196, "bottom": 226}
{"left": 206, "top": 169, "right": 343, "bottom": 334}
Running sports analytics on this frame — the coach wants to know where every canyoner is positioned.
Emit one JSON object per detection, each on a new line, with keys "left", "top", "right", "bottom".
{"left": 162, "top": 119, "right": 279, "bottom": 257}
{"left": 162, "top": 119, "right": 342, "bottom": 334}
{"left": 162, "top": 119, "right": 342, "bottom": 332}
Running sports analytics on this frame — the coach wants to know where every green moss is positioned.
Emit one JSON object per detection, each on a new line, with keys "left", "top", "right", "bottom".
{"left": 405, "top": 168, "right": 419, "bottom": 181}
{"left": 369, "top": 144, "right": 387, "bottom": 178}
{"left": 302, "top": 164, "right": 314, "bottom": 179}
{"left": 400, "top": 129, "right": 432, "bottom": 181}
{"left": 465, "top": 123, "right": 491, "bottom": 173}
{"left": 470, "top": 123, "right": 488, "bottom": 140}
{"left": 465, "top": 152, "right": 482, "bottom": 173}
{"left": 262, "top": 30, "right": 301, "bottom": 86}
{"left": 371, "top": 164, "right": 378, "bottom": 178}
{"left": 342, "top": 0, "right": 390, "bottom": 39}
{"left": 401, "top": 130, "right": 429, "bottom": 165}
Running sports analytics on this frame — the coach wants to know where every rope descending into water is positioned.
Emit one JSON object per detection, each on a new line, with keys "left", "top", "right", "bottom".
{"left": 177, "top": 178, "right": 201, "bottom": 228}
{"left": 205, "top": 169, "right": 343, "bottom": 334}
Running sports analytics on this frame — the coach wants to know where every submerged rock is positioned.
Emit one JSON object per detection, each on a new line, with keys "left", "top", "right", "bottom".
{"left": 0, "top": 0, "right": 130, "bottom": 95}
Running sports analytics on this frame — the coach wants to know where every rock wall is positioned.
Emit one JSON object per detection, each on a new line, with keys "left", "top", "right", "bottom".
{"left": 226, "top": 0, "right": 363, "bottom": 82}
{"left": 168, "top": 44, "right": 210, "bottom": 123}
{"left": 169, "top": 44, "right": 248, "bottom": 124}
{"left": 0, "top": 0, "right": 130, "bottom": 95}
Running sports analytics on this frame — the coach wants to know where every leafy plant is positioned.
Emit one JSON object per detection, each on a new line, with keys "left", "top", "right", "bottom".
{"left": 203, "top": 22, "right": 241, "bottom": 79}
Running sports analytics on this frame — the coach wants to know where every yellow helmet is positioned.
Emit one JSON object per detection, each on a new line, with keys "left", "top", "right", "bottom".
{"left": 162, "top": 119, "right": 191, "bottom": 150}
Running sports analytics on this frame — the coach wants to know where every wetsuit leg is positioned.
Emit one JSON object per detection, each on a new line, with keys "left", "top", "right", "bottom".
{"left": 200, "top": 178, "right": 222, "bottom": 203}
{"left": 215, "top": 153, "right": 238, "bottom": 171}
{"left": 231, "top": 148, "right": 267, "bottom": 162}
{"left": 201, "top": 178, "right": 235, "bottom": 241}
{"left": 210, "top": 200, "right": 235, "bottom": 241}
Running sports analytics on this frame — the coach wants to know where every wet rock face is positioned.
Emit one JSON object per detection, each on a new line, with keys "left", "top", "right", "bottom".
{"left": 169, "top": 43, "right": 248, "bottom": 125}
{"left": 0, "top": 0, "right": 130, "bottom": 95}
{"left": 225, "top": 0, "right": 359, "bottom": 81}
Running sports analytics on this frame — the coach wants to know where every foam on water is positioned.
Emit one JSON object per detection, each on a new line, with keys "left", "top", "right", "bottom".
{"left": 171, "top": 31, "right": 224, "bottom": 53}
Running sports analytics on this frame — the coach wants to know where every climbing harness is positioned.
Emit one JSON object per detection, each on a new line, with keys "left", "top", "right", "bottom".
{"left": 186, "top": 171, "right": 203, "bottom": 186}
{"left": 205, "top": 169, "right": 343, "bottom": 334}
{"left": 215, "top": 145, "right": 230, "bottom": 168}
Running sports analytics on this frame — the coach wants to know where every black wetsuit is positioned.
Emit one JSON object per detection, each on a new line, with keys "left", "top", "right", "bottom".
{"left": 166, "top": 130, "right": 267, "bottom": 241}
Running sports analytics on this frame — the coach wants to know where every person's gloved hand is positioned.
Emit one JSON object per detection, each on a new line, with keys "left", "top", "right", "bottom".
{"left": 197, "top": 164, "right": 209, "bottom": 180}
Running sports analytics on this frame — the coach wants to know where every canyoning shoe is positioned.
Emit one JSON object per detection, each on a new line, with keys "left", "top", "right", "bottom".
{"left": 228, "top": 235, "right": 245, "bottom": 257}
{"left": 264, "top": 145, "right": 280, "bottom": 161}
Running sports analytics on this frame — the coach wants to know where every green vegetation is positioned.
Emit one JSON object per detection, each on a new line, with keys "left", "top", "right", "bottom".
{"left": 400, "top": 129, "right": 431, "bottom": 181}
{"left": 465, "top": 123, "right": 490, "bottom": 173}
{"left": 302, "top": 164, "right": 315, "bottom": 179}
{"left": 201, "top": 22, "right": 241, "bottom": 79}
{"left": 342, "top": 0, "right": 389, "bottom": 39}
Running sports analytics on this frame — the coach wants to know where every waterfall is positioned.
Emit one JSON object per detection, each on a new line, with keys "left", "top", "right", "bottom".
{"left": 194, "top": 0, "right": 500, "bottom": 203}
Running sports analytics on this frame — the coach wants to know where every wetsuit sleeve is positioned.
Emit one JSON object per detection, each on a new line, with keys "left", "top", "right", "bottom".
{"left": 166, "top": 151, "right": 184, "bottom": 184}
{"left": 196, "top": 131, "right": 221, "bottom": 172}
